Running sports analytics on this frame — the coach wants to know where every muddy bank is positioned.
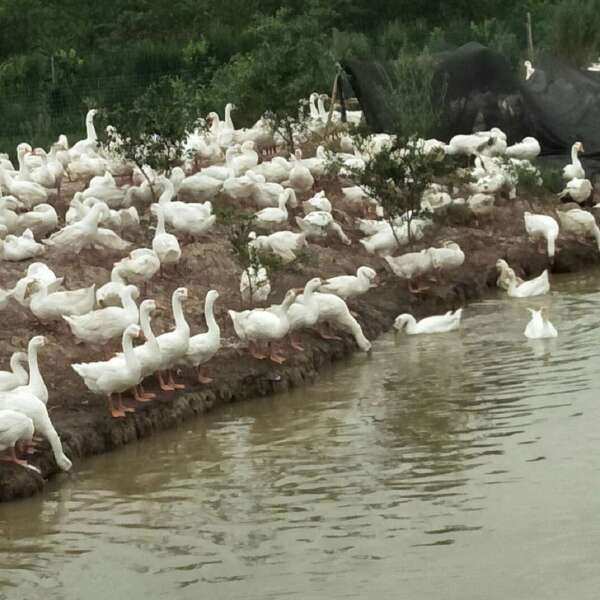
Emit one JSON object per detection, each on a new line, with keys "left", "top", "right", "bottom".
{"left": 1, "top": 227, "right": 597, "bottom": 502}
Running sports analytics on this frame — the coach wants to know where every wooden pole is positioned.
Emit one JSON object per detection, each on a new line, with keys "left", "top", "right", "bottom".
{"left": 526, "top": 12, "right": 534, "bottom": 61}
{"left": 327, "top": 73, "right": 339, "bottom": 127}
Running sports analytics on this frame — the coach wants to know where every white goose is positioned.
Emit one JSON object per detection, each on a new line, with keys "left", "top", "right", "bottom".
{"left": 44, "top": 203, "right": 130, "bottom": 252}
{"left": 178, "top": 172, "right": 223, "bottom": 201}
{"left": 429, "top": 241, "right": 465, "bottom": 274}
{"left": 394, "top": 309, "right": 463, "bottom": 335}
{"left": 11, "top": 262, "right": 62, "bottom": 307}
{"left": 155, "top": 178, "right": 215, "bottom": 238}
{"left": 248, "top": 230, "right": 307, "bottom": 263}
{"left": 0, "top": 389, "right": 72, "bottom": 470}
{"left": 155, "top": 287, "right": 190, "bottom": 391}
{"left": 229, "top": 290, "right": 298, "bottom": 363}
{"left": 151, "top": 204, "right": 181, "bottom": 269}
{"left": 180, "top": 289, "right": 221, "bottom": 383}
{"left": 309, "top": 292, "right": 371, "bottom": 352}
{"left": 558, "top": 178, "right": 592, "bottom": 204}
{"left": 558, "top": 208, "right": 600, "bottom": 250}
{"left": 284, "top": 152, "right": 314, "bottom": 193}
{"left": 254, "top": 189, "right": 293, "bottom": 230}
{"left": 0, "top": 409, "right": 34, "bottom": 466}
{"left": 384, "top": 250, "right": 434, "bottom": 293}
{"left": 200, "top": 147, "right": 238, "bottom": 180}
{"left": 12, "top": 336, "right": 48, "bottom": 404}
{"left": 495, "top": 259, "right": 523, "bottom": 291}
{"left": 15, "top": 204, "right": 58, "bottom": 237}
{"left": 0, "top": 352, "right": 29, "bottom": 392}
{"left": 303, "top": 190, "right": 331, "bottom": 214}
{"left": 114, "top": 248, "right": 160, "bottom": 289}
{"left": 128, "top": 299, "right": 161, "bottom": 401}
{"left": 0, "top": 228, "right": 44, "bottom": 261}
{"left": 247, "top": 171, "right": 286, "bottom": 208}
{"left": 96, "top": 265, "right": 140, "bottom": 307}
{"left": 524, "top": 212, "right": 559, "bottom": 261}
{"left": 0, "top": 167, "right": 48, "bottom": 209}
{"left": 69, "top": 108, "right": 99, "bottom": 160}
{"left": 222, "top": 171, "right": 256, "bottom": 200}
{"left": 255, "top": 156, "right": 291, "bottom": 183}
{"left": 505, "top": 137, "right": 541, "bottom": 161}
{"left": 29, "top": 280, "right": 96, "bottom": 323}
{"left": 0, "top": 195, "right": 20, "bottom": 233}
{"left": 524, "top": 307, "right": 557, "bottom": 339}
{"left": 295, "top": 211, "right": 351, "bottom": 245}
{"left": 563, "top": 142, "right": 585, "bottom": 180}
{"left": 72, "top": 324, "right": 142, "bottom": 418}
{"left": 231, "top": 141, "right": 259, "bottom": 176}
{"left": 64, "top": 284, "right": 139, "bottom": 346}
{"left": 506, "top": 269, "right": 550, "bottom": 298}
{"left": 287, "top": 277, "right": 322, "bottom": 351}
{"left": 319, "top": 266, "right": 377, "bottom": 299}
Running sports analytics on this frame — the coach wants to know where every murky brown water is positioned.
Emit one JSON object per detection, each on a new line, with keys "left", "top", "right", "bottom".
{"left": 2, "top": 271, "right": 600, "bottom": 599}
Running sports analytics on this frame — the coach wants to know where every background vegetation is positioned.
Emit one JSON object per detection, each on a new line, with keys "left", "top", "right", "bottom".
{"left": 1, "top": 0, "right": 599, "bottom": 154}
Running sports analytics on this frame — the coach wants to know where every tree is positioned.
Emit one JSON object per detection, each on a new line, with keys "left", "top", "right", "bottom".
{"left": 206, "top": 8, "right": 332, "bottom": 150}
{"left": 100, "top": 76, "right": 203, "bottom": 200}
{"left": 333, "top": 52, "right": 450, "bottom": 246}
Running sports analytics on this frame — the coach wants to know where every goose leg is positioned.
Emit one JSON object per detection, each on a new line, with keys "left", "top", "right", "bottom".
{"left": 138, "top": 382, "right": 156, "bottom": 400}
{"left": 316, "top": 322, "right": 342, "bottom": 341}
{"left": 108, "top": 394, "right": 126, "bottom": 418}
{"left": 117, "top": 392, "right": 135, "bottom": 413}
{"left": 133, "top": 385, "right": 153, "bottom": 402}
{"left": 289, "top": 333, "right": 304, "bottom": 352}
{"left": 158, "top": 371, "right": 176, "bottom": 391}
{"left": 168, "top": 370, "right": 186, "bottom": 390}
{"left": 408, "top": 277, "right": 430, "bottom": 294}
{"left": 269, "top": 342, "right": 287, "bottom": 364}
{"left": 197, "top": 366, "right": 213, "bottom": 384}
{"left": 249, "top": 341, "right": 267, "bottom": 360}
{"left": 0, "top": 447, "right": 28, "bottom": 466}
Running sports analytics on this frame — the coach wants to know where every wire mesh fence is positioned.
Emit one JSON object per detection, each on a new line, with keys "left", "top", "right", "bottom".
{"left": 0, "top": 69, "right": 193, "bottom": 158}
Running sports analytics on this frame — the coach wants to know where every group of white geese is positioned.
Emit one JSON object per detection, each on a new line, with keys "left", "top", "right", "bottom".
{"left": 0, "top": 92, "right": 595, "bottom": 474}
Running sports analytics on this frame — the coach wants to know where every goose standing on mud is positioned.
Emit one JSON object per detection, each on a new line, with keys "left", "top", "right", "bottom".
{"left": 524, "top": 212, "right": 559, "bottom": 263}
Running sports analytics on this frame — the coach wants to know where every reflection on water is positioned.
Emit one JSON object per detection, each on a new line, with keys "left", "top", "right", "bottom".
{"left": 2, "top": 271, "right": 600, "bottom": 599}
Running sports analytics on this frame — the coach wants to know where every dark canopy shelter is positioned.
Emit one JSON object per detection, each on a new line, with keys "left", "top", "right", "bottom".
{"left": 342, "top": 43, "right": 600, "bottom": 170}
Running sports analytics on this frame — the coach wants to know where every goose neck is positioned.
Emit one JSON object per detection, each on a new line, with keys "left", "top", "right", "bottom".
{"left": 27, "top": 343, "right": 42, "bottom": 392}
{"left": 86, "top": 112, "right": 97, "bottom": 141}
{"left": 122, "top": 330, "right": 138, "bottom": 370}
{"left": 173, "top": 295, "right": 189, "bottom": 335}
{"left": 154, "top": 207, "right": 166, "bottom": 235}
{"left": 205, "top": 294, "right": 220, "bottom": 335}
{"left": 121, "top": 289, "right": 138, "bottom": 317}
{"left": 140, "top": 307, "right": 158, "bottom": 347}
{"left": 10, "top": 353, "right": 27, "bottom": 378}
{"left": 572, "top": 144, "right": 581, "bottom": 165}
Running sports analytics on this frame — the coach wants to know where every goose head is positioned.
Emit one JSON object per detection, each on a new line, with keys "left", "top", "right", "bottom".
{"left": 29, "top": 335, "right": 47, "bottom": 351}
{"left": 124, "top": 323, "right": 142, "bottom": 339}
{"left": 393, "top": 314, "right": 411, "bottom": 331}
{"left": 358, "top": 266, "right": 377, "bottom": 281}
{"left": 304, "top": 277, "right": 322, "bottom": 293}
{"left": 173, "top": 287, "right": 189, "bottom": 302}
{"left": 281, "top": 289, "right": 299, "bottom": 309}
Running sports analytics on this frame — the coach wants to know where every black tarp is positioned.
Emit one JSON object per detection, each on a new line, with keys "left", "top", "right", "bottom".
{"left": 342, "top": 43, "right": 600, "bottom": 171}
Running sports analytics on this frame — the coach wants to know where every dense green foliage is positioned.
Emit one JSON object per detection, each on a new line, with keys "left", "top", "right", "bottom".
{"left": 1, "top": 0, "right": 599, "bottom": 153}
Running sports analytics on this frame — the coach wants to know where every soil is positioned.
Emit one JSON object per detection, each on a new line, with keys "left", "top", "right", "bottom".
{"left": 0, "top": 176, "right": 598, "bottom": 502}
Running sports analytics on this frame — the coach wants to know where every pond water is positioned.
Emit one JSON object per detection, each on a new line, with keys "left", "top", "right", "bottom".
{"left": 1, "top": 270, "right": 600, "bottom": 599}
